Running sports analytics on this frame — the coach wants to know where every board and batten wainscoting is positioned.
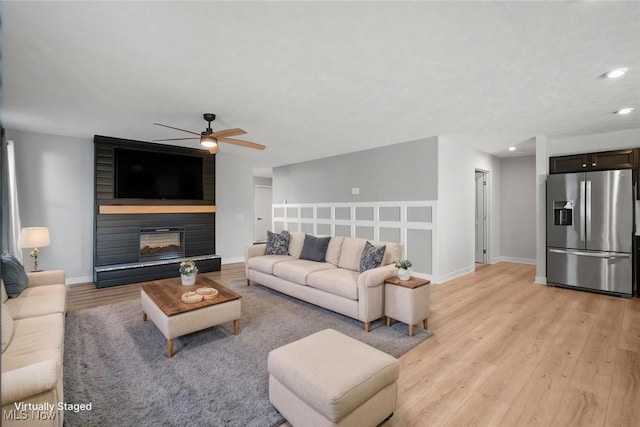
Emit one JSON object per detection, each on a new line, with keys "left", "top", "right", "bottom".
{"left": 272, "top": 201, "right": 437, "bottom": 281}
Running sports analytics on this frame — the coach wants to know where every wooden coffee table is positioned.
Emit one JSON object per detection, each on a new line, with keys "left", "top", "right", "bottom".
{"left": 140, "top": 276, "right": 242, "bottom": 357}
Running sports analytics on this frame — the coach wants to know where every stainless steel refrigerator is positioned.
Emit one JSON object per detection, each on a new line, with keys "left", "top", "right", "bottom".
{"left": 547, "top": 169, "right": 633, "bottom": 297}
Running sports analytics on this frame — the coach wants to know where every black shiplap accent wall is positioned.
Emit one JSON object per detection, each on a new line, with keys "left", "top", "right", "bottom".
{"left": 94, "top": 136, "right": 219, "bottom": 287}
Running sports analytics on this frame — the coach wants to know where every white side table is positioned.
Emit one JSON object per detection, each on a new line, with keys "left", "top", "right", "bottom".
{"left": 385, "top": 276, "right": 431, "bottom": 336}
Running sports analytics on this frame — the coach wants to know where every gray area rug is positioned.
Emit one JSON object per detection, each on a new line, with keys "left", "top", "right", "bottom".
{"left": 64, "top": 281, "right": 433, "bottom": 426}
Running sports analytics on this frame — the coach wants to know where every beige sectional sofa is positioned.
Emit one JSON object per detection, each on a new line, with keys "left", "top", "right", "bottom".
{"left": 246, "top": 233, "right": 401, "bottom": 331}
{"left": 1, "top": 270, "right": 67, "bottom": 427}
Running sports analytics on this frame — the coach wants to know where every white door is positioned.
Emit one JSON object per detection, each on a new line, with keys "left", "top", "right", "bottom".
{"left": 475, "top": 171, "right": 487, "bottom": 263}
{"left": 254, "top": 186, "right": 272, "bottom": 241}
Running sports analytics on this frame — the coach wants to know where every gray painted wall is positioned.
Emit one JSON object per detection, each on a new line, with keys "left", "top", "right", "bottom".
{"left": 500, "top": 155, "right": 536, "bottom": 261}
{"left": 215, "top": 152, "right": 270, "bottom": 262}
{"left": 273, "top": 137, "right": 438, "bottom": 203}
{"left": 253, "top": 176, "right": 272, "bottom": 187}
{"left": 8, "top": 129, "right": 94, "bottom": 283}
{"left": 437, "top": 136, "right": 501, "bottom": 281}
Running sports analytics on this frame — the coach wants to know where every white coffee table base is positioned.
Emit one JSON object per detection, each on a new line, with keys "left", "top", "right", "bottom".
{"left": 141, "top": 290, "right": 241, "bottom": 357}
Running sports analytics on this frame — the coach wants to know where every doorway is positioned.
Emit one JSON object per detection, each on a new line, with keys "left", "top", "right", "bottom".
{"left": 475, "top": 170, "right": 488, "bottom": 264}
{"left": 254, "top": 185, "right": 272, "bottom": 242}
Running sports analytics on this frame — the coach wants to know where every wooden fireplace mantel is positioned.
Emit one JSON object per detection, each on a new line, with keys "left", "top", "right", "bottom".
{"left": 99, "top": 205, "right": 217, "bottom": 215}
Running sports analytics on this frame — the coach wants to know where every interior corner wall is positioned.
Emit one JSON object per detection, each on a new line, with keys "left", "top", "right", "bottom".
{"left": 272, "top": 137, "right": 438, "bottom": 203}
{"left": 216, "top": 152, "right": 267, "bottom": 263}
{"left": 500, "top": 155, "right": 536, "bottom": 262}
{"left": 7, "top": 129, "right": 94, "bottom": 284}
{"left": 253, "top": 176, "right": 272, "bottom": 187}
{"left": 437, "top": 136, "right": 501, "bottom": 283}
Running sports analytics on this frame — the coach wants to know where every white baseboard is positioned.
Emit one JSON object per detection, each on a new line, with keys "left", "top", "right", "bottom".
{"left": 492, "top": 256, "right": 537, "bottom": 265}
{"left": 409, "top": 271, "right": 433, "bottom": 282}
{"left": 222, "top": 257, "right": 245, "bottom": 264}
{"left": 435, "top": 265, "right": 475, "bottom": 284}
{"left": 66, "top": 275, "right": 93, "bottom": 286}
{"left": 535, "top": 276, "right": 548, "bottom": 285}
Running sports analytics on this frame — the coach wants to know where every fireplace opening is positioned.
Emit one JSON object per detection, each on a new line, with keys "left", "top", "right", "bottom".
{"left": 139, "top": 227, "right": 185, "bottom": 261}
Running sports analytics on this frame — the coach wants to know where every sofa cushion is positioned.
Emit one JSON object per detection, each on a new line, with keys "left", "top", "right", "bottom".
{"left": 288, "top": 232, "right": 306, "bottom": 258}
{"left": 300, "top": 235, "right": 331, "bottom": 262}
{"left": 325, "top": 237, "right": 344, "bottom": 266}
{"left": 5, "top": 295, "right": 67, "bottom": 320}
{"left": 2, "top": 313, "right": 64, "bottom": 359}
{"left": 18, "top": 283, "right": 67, "bottom": 299}
{"left": 338, "top": 239, "right": 367, "bottom": 271}
{"left": 1, "top": 304, "right": 14, "bottom": 353}
{"left": 248, "top": 255, "right": 296, "bottom": 275}
{"left": 265, "top": 231, "right": 290, "bottom": 255}
{"left": 381, "top": 241, "right": 403, "bottom": 266}
{"left": 360, "top": 241, "right": 386, "bottom": 272}
{"left": 273, "top": 260, "right": 336, "bottom": 285}
{"left": 307, "top": 269, "right": 360, "bottom": 300}
{"left": 1, "top": 253, "right": 28, "bottom": 298}
{"left": 1, "top": 348, "right": 61, "bottom": 374}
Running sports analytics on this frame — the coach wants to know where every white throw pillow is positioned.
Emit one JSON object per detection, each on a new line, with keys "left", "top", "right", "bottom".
{"left": 288, "top": 232, "right": 306, "bottom": 258}
{"left": 325, "top": 237, "right": 345, "bottom": 266}
{"left": 1, "top": 304, "right": 14, "bottom": 353}
{"left": 338, "top": 238, "right": 367, "bottom": 271}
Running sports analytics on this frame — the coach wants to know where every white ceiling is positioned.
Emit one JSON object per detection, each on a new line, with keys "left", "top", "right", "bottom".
{"left": 2, "top": 1, "right": 639, "bottom": 173}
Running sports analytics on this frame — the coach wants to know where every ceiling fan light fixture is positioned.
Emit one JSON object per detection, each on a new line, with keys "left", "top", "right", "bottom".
{"left": 208, "top": 143, "right": 220, "bottom": 155}
{"left": 200, "top": 135, "right": 217, "bottom": 147}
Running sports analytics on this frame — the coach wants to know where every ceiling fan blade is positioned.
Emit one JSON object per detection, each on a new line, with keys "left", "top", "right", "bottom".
{"left": 211, "top": 128, "right": 247, "bottom": 138}
{"left": 151, "top": 137, "right": 199, "bottom": 142}
{"left": 218, "top": 137, "right": 266, "bottom": 150}
{"left": 153, "top": 123, "right": 200, "bottom": 136}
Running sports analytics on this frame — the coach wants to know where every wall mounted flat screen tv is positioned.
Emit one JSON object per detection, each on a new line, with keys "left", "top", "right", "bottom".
{"left": 114, "top": 148, "right": 204, "bottom": 200}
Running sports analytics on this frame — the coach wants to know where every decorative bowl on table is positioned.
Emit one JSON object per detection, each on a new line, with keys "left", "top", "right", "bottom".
{"left": 181, "top": 291, "right": 204, "bottom": 304}
{"left": 197, "top": 287, "right": 219, "bottom": 299}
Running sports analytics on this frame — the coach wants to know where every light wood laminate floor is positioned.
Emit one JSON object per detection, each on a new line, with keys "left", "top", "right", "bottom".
{"left": 68, "top": 262, "right": 640, "bottom": 426}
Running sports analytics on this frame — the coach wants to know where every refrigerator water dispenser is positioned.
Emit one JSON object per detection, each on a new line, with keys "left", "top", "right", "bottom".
{"left": 553, "top": 201, "right": 573, "bottom": 226}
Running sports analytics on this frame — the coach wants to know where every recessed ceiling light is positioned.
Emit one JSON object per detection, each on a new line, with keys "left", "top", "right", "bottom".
{"left": 508, "top": 146, "right": 516, "bottom": 151}
{"left": 616, "top": 107, "right": 634, "bottom": 115}
{"left": 605, "top": 68, "right": 628, "bottom": 79}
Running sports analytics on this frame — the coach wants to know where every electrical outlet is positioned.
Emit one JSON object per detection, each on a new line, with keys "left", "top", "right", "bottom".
{"left": 352, "top": 187, "right": 360, "bottom": 195}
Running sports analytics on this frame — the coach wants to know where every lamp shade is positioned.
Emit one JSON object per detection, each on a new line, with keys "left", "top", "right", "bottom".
{"left": 19, "top": 227, "right": 51, "bottom": 248}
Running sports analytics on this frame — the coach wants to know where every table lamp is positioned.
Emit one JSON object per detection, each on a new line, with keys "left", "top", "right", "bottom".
{"left": 19, "top": 227, "right": 51, "bottom": 272}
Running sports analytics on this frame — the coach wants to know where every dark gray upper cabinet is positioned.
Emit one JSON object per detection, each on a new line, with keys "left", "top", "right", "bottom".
{"left": 549, "top": 154, "right": 590, "bottom": 173}
{"left": 549, "top": 149, "right": 635, "bottom": 174}
{"left": 590, "top": 149, "right": 635, "bottom": 171}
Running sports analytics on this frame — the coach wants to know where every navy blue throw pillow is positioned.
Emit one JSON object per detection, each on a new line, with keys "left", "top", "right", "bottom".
{"left": 359, "top": 242, "right": 386, "bottom": 272}
{"left": 1, "top": 253, "right": 28, "bottom": 298}
{"left": 299, "top": 235, "right": 331, "bottom": 262}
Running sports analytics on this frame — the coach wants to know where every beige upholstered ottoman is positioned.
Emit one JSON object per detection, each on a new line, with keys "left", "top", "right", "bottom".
{"left": 268, "top": 329, "right": 399, "bottom": 427}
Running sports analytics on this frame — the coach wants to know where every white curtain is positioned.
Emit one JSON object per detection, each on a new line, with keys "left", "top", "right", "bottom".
{"left": 5, "top": 140, "right": 23, "bottom": 261}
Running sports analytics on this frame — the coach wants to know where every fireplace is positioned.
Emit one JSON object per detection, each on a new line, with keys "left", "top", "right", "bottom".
{"left": 139, "top": 227, "right": 185, "bottom": 261}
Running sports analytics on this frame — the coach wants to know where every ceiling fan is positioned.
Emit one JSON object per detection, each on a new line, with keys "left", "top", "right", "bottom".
{"left": 152, "top": 113, "right": 266, "bottom": 154}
